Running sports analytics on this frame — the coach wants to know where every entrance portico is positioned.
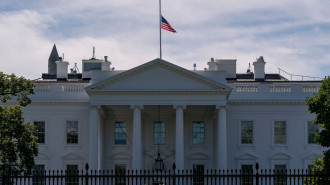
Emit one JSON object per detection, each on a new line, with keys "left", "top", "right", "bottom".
{"left": 86, "top": 59, "right": 231, "bottom": 170}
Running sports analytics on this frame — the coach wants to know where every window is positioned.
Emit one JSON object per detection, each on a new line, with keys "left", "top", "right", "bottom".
{"left": 193, "top": 164, "right": 204, "bottom": 185}
{"left": 34, "top": 121, "right": 45, "bottom": 144}
{"left": 115, "top": 164, "right": 126, "bottom": 185}
{"left": 308, "top": 121, "right": 319, "bottom": 144}
{"left": 66, "top": 121, "right": 78, "bottom": 144}
{"left": 274, "top": 121, "right": 286, "bottom": 144}
{"left": 154, "top": 122, "right": 165, "bottom": 144}
{"left": 274, "top": 165, "right": 287, "bottom": 185}
{"left": 115, "top": 122, "right": 126, "bottom": 144}
{"left": 192, "top": 122, "right": 205, "bottom": 145}
{"left": 66, "top": 165, "right": 78, "bottom": 185}
{"left": 241, "top": 165, "right": 253, "bottom": 185}
{"left": 241, "top": 121, "right": 253, "bottom": 144}
{"left": 33, "top": 164, "right": 45, "bottom": 185}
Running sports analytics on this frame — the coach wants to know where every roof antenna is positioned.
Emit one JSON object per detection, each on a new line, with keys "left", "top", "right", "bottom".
{"left": 91, "top": 46, "right": 96, "bottom": 60}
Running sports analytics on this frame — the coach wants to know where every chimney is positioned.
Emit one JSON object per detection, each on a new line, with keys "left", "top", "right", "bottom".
{"left": 56, "top": 59, "right": 69, "bottom": 80}
{"left": 102, "top": 56, "right": 111, "bottom": 71}
{"left": 215, "top": 59, "right": 237, "bottom": 79}
{"left": 253, "top": 56, "right": 266, "bottom": 81}
{"left": 207, "top": 58, "right": 216, "bottom": 71}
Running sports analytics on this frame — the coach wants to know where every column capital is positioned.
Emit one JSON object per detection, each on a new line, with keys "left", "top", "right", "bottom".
{"left": 173, "top": 105, "right": 186, "bottom": 110}
{"left": 130, "top": 104, "right": 144, "bottom": 110}
{"left": 89, "top": 105, "right": 101, "bottom": 110}
{"left": 216, "top": 105, "right": 227, "bottom": 110}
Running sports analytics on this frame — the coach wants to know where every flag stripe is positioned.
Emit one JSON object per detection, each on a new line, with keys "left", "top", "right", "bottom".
{"left": 161, "top": 16, "right": 176, "bottom": 33}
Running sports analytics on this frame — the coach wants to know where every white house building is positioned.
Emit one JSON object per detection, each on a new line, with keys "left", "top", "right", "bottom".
{"left": 24, "top": 45, "right": 325, "bottom": 172}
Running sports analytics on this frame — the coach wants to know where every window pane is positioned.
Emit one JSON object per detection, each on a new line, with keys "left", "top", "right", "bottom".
{"left": 34, "top": 121, "right": 45, "bottom": 144}
{"left": 115, "top": 122, "right": 127, "bottom": 145}
{"left": 241, "top": 121, "right": 253, "bottom": 144}
{"left": 193, "top": 122, "right": 205, "bottom": 145}
{"left": 274, "top": 121, "right": 286, "bottom": 144}
{"left": 66, "top": 121, "right": 78, "bottom": 144}
{"left": 308, "top": 121, "right": 319, "bottom": 144}
{"left": 154, "top": 122, "right": 165, "bottom": 144}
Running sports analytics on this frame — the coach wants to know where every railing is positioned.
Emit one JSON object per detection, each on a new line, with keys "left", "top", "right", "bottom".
{"left": 236, "top": 85, "right": 258, "bottom": 92}
{"left": 278, "top": 68, "right": 323, "bottom": 81}
{"left": 62, "top": 84, "right": 85, "bottom": 92}
{"left": 34, "top": 84, "right": 51, "bottom": 93}
{"left": 1, "top": 164, "right": 329, "bottom": 185}
{"left": 235, "top": 84, "right": 321, "bottom": 93}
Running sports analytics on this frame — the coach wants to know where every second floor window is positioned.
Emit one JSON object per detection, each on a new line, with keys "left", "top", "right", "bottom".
{"left": 34, "top": 121, "right": 45, "bottom": 144}
{"left": 115, "top": 122, "right": 126, "bottom": 144}
{"left": 241, "top": 121, "right": 253, "bottom": 144}
{"left": 308, "top": 121, "right": 319, "bottom": 144}
{"left": 154, "top": 122, "right": 165, "bottom": 144}
{"left": 192, "top": 122, "right": 205, "bottom": 145}
{"left": 66, "top": 121, "right": 78, "bottom": 144}
{"left": 274, "top": 121, "right": 286, "bottom": 144}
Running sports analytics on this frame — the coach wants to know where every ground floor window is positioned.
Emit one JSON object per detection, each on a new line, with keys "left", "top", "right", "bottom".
{"left": 274, "top": 165, "right": 287, "bottom": 185}
{"left": 193, "top": 164, "right": 204, "bottom": 185}
{"left": 115, "top": 164, "right": 126, "bottom": 185}
{"left": 66, "top": 165, "right": 78, "bottom": 185}
{"left": 241, "top": 165, "right": 253, "bottom": 185}
{"left": 33, "top": 164, "right": 45, "bottom": 185}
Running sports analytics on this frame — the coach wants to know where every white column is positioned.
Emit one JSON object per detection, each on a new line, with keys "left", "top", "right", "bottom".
{"left": 216, "top": 106, "right": 227, "bottom": 169}
{"left": 131, "top": 105, "right": 143, "bottom": 170}
{"left": 89, "top": 105, "right": 100, "bottom": 170}
{"left": 174, "top": 105, "right": 185, "bottom": 170}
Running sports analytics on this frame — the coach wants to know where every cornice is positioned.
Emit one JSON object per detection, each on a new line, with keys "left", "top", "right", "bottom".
{"left": 30, "top": 101, "right": 90, "bottom": 105}
{"left": 87, "top": 89, "right": 231, "bottom": 95}
{"left": 228, "top": 100, "right": 307, "bottom": 106}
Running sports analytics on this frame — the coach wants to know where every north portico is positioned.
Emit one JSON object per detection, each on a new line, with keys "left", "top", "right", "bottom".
{"left": 85, "top": 58, "right": 232, "bottom": 170}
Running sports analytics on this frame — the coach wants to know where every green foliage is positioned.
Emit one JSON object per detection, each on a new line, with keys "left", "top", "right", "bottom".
{"left": 0, "top": 72, "right": 38, "bottom": 175}
{"left": 306, "top": 76, "right": 330, "bottom": 177}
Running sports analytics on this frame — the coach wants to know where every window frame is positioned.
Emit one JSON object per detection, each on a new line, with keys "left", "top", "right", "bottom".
{"left": 65, "top": 164, "right": 79, "bottom": 185}
{"left": 306, "top": 121, "right": 319, "bottom": 145}
{"left": 272, "top": 120, "right": 288, "bottom": 146}
{"left": 239, "top": 120, "right": 255, "bottom": 145}
{"left": 33, "top": 164, "right": 45, "bottom": 185}
{"left": 114, "top": 164, "right": 126, "bottom": 185}
{"left": 192, "top": 121, "right": 205, "bottom": 145}
{"left": 34, "top": 121, "right": 46, "bottom": 144}
{"left": 66, "top": 120, "right": 79, "bottom": 145}
{"left": 114, "top": 121, "right": 127, "bottom": 145}
{"left": 153, "top": 121, "right": 166, "bottom": 145}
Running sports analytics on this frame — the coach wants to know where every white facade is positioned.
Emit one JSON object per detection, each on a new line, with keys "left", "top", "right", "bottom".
{"left": 24, "top": 57, "right": 325, "bottom": 171}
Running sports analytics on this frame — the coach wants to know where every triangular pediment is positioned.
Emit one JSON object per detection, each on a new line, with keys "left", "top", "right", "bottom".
{"left": 86, "top": 59, "right": 231, "bottom": 93}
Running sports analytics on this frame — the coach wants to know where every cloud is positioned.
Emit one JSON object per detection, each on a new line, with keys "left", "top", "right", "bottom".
{"left": 0, "top": 0, "right": 329, "bottom": 80}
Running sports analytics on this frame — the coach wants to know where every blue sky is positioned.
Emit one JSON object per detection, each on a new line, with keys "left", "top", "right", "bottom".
{"left": 0, "top": 0, "right": 329, "bottom": 80}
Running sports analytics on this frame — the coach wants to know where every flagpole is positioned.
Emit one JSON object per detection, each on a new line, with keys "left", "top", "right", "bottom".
{"left": 159, "top": 0, "right": 162, "bottom": 59}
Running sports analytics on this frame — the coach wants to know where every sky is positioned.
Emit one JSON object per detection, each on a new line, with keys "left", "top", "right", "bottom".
{"left": 0, "top": 0, "right": 330, "bottom": 80}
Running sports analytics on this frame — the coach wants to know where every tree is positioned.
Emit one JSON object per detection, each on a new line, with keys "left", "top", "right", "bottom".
{"left": 0, "top": 72, "right": 38, "bottom": 175}
{"left": 306, "top": 76, "right": 330, "bottom": 172}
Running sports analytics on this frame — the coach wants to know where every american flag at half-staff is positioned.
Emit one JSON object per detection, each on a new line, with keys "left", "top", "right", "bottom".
{"left": 161, "top": 16, "right": 176, "bottom": 33}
